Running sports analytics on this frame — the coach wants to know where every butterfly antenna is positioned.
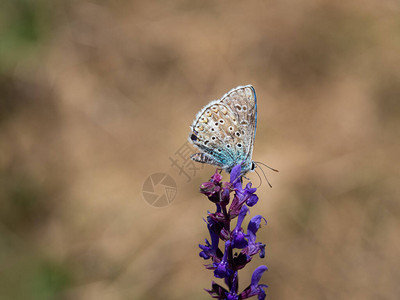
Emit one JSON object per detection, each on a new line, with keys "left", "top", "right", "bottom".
{"left": 256, "top": 162, "right": 273, "bottom": 188}
{"left": 254, "top": 168, "right": 263, "bottom": 188}
{"left": 254, "top": 161, "right": 279, "bottom": 173}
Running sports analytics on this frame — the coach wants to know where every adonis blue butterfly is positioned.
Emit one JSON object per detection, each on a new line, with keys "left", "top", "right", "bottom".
{"left": 188, "top": 85, "right": 257, "bottom": 176}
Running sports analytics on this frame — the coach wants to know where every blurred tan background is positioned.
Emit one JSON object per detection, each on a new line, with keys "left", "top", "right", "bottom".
{"left": 1, "top": 0, "right": 400, "bottom": 299}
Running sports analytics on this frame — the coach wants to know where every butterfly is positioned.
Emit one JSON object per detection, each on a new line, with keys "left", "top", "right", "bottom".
{"left": 188, "top": 85, "right": 257, "bottom": 176}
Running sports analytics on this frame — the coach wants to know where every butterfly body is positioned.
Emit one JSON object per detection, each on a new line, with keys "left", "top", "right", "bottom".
{"left": 188, "top": 85, "right": 257, "bottom": 175}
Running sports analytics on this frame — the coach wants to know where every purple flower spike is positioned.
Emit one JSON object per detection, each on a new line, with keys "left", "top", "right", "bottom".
{"left": 231, "top": 205, "right": 249, "bottom": 249}
{"left": 198, "top": 163, "right": 271, "bottom": 299}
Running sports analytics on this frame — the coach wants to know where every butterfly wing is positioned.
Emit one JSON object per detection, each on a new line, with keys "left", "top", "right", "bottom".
{"left": 189, "top": 100, "right": 246, "bottom": 171}
{"left": 219, "top": 85, "right": 257, "bottom": 171}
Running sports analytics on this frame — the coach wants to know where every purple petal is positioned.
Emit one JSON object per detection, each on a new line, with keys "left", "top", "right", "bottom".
{"left": 251, "top": 265, "right": 268, "bottom": 287}
{"left": 244, "top": 242, "right": 265, "bottom": 257}
{"left": 236, "top": 205, "right": 249, "bottom": 229}
{"left": 257, "top": 287, "right": 266, "bottom": 300}
{"left": 230, "top": 164, "right": 242, "bottom": 184}
{"left": 208, "top": 224, "right": 220, "bottom": 252}
{"left": 247, "top": 215, "right": 267, "bottom": 242}
{"left": 199, "top": 251, "right": 210, "bottom": 259}
{"left": 214, "top": 241, "right": 233, "bottom": 279}
{"left": 227, "top": 293, "right": 239, "bottom": 300}
{"left": 245, "top": 182, "right": 257, "bottom": 194}
{"left": 246, "top": 194, "right": 259, "bottom": 206}
{"left": 231, "top": 205, "right": 249, "bottom": 248}
{"left": 239, "top": 266, "right": 268, "bottom": 299}
{"left": 232, "top": 231, "right": 248, "bottom": 249}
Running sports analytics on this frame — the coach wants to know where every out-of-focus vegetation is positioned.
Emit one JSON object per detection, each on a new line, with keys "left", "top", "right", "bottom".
{"left": 0, "top": 0, "right": 52, "bottom": 73}
{"left": 1, "top": 0, "right": 399, "bottom": 299}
